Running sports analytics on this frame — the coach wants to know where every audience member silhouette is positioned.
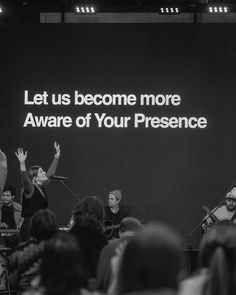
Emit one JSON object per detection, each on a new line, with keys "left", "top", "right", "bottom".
{"left": 97, "top": 217, "right": 142, "bottom": 292}
{"left": 179, "top": 221, "right": 236, "bottom": 295}
{"left": 8, "top": 209, "right": 58, "bottom": 293}
{"left": 109, "top": 223, "right": 182, "bottom": 295}
{"left": 23, "top": 232, "right": 88, "bottom": 295}
{"left": 70, "top": 196, "right": 108, "bottom": 282}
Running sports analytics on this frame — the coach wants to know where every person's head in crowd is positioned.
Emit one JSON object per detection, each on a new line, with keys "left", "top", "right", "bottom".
{"left": 119, "top": 217, "right": 142, "bottom": 238}
{"left": 225, "top": 188, "right": 236, "bottom": 211}
{"left": 108, "top": 190, "right": 122, "bottom": 210}
{"left": 39, "top": 232, "right": 88, "bottom": 295}
{"left": 117, "top": 223, "right": 182, "bottom": 295}
{"left": 28, "top": 165, "right": 48, "bottom": 186}
{"left": 72, "top": 196, "right": 105, "bottom": 232}
{"left": 1, "top": 185, "right": 16, "bottom": 206}
{"left": 199, "top": 221, "right": 236, "bottom": 295}
{"left": 30, "top": 209, "right": 58, "bottom": 241}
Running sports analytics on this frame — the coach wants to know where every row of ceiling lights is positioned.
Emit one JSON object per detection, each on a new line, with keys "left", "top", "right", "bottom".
{"left": 74, "top": 4, "right": 230, "bottom": 15}
{"left": 0, "top": 2, "right": 232, "bottom": 15}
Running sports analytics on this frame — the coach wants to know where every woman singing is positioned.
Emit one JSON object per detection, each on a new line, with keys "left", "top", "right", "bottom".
{"left": 15, "top": 142, "right": 61, "bottom": 241}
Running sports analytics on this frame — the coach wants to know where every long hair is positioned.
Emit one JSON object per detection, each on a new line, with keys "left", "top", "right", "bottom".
{"left": 117, "top": 223, "right": 181, "bottom": 295}
{"left": 72, "top": 196, "right": 105, "bottom": 232}
{"left": 200, "top": 221, "right": 236, "bottom": 295}
{"left": 40, "top": 232, "right": 87, "bottom": 295}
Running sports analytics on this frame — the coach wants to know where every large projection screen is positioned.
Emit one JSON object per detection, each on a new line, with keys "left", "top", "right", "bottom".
{"left": 1, "top": 24, "right": 236, "bottom": 246}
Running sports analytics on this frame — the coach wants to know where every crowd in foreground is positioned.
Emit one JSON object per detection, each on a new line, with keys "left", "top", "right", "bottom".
{"left": 0, "top": 202, "right": 234, "bottom": 295}
{"left": 0, "top": 148, "right": 236, "bottom": 295}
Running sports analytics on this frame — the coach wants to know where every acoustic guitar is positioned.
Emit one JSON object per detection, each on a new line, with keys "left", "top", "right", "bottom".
{"left": 202, "top": 205, "right": 220, "bottom": 235}
{"left": 103, "top": 220, "right": 120, "bottom": 238}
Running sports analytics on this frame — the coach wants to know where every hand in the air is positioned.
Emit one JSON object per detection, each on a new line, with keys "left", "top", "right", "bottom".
{"left": 54, "top": 142, "right": 61, "bottom": 157}
{"left": 15, "top": 148, "right": 28, "bottom": 162}
{"left": 0, "top": 150, "right": 7, "bottom": 169}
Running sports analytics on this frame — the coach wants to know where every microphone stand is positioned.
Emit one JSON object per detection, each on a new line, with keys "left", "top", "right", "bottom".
{"left": 58, "top": 179, "right": 80, "bottom": 202}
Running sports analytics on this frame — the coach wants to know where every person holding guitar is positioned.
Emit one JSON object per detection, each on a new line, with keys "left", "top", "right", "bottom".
{"left": 202, "top": 187, "right": 236, "bottom": 234}
{"left": 104, "top": 190, "right": 130, "bottom": 239}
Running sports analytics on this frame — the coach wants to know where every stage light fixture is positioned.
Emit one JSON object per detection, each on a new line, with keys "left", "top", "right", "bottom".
{"left": 0, "top": 6, "right": 2, "bottom": 14}
{"left": 75, "top": 5, "right": 96, "bottom": 14}
{"left": 159, "top": 6, "right": 181, "bottom": 15}
{"left": 207, "top": 5, "right": 230, "bottom": 14}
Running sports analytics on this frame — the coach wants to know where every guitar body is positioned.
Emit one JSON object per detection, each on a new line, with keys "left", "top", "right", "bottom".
{"left": 104, "top": 220, "right": 120, "bottom": 238}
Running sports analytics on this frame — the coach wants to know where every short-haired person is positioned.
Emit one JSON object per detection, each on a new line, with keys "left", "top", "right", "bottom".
{"left": 108, "top": 223, "right": 182, "bottom": 295}
{"left": 104, "top": 190, "right": 130, "bottom": 239}
{"left": 202, "top": 187, "right": 236, "bottom": 234}
{"left": 97, "top": 217, "right": 142, "bottom": 292}
{"left": 70, "top": 196, "right": 108, "bottom": 281}
{"left": 15, "top": 142, "right": 61, "bottom": 241}
{"left": 0, "top": 185, "right": 23, "bottom": 247}
{"left": 8, "top": 209, "right": 58, "bottom": 293}
{"left": 0, "top": 185, "right": 23, "bottom": 229}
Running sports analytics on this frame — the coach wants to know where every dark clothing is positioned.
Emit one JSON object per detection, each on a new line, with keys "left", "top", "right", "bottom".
{"left": 22, "top": 185, "right": 48, "bottom": 217}
{"left": 20, "top": 186, "right": 48, "bottom": 241}
{"left": 2, "top": 205, "right": 16, "bottom": 229}
{"left": 70, "top": 225, "right": 108, "bottom": 278}
{"left": 104, "top": 205, "right": 130, "bottom": 239}
{"left": 20, "top": 216, "right": 33, "bottom": 242}
{"left": 8, "top": 239, "right": 46, "bottom": 293}
{"left": 19, "top": 156, "right": 59, "bottom": 242}
{"left": 97, "top": 236, "right": 132, "bottom": 292}
{"left": 0, "top": 202, "right": 22, "bottom": 248}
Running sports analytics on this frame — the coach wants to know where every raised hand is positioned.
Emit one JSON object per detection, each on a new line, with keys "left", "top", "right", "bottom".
{"left": 15, "top": 148, "right": 28, "bottom": 163}
{"left": 54, "top": 141, "right": 61, "bottom": 158}
{"left": 0, "top": 150, "right": 7, "bottom": 169}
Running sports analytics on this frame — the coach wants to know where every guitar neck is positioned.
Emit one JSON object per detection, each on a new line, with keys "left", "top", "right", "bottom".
{"left": 202, "top": 206, "right": 220, "bottom": 223}
{"left": 104, "top": 224, "right": 120, "bottom": 231}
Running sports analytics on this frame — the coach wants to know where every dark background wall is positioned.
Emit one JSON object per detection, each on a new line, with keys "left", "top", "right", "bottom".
{"left": 1, "top": 24, "right": 236, "bottom": 247}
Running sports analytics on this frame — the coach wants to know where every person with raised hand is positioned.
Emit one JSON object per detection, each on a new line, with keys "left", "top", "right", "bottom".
{"left": 15, "top": 142, "right": 61, "bottom": 241}
{"left": 0, "top": 149, "right": 8, "bottom": 198}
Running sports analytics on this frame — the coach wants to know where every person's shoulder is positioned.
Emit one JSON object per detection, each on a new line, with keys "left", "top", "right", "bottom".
{"left": 178, "top": 269, "right": 208, "bottom": 295}
{"left": 13, "top": 201, "right": 22, "bottom": 209}
{"left": 100, "top": 238, "right": 119, "bottom": 258}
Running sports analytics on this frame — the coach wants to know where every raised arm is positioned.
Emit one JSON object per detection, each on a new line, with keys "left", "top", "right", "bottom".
{"left": 0, "top": 150, "right": 8, "bottom": 197}
{"left": 15, "top": 148, "right": 34, "bottom": 198}
{"left": 45, "top": 142, "right": 61, "bottom": 187}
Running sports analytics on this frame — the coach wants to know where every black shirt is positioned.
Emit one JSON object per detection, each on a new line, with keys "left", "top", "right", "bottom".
{"left": 70, "top": 225, "right": 108, "bottom": 278}
{"left": 104, "top": 205, "right": 130, "bottom": 239}
{"left": 1, "top": 205, "right": 16, "bottom": 229}
{"left": 22, "top": 185, "right": 48, "bottom": 217}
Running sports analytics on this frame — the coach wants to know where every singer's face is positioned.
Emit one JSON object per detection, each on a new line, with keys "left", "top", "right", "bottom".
{"left": 1, "top": 191, "right": 14, "bottom": 206}
{"left": 36, "top": 168, "right": 48, "bottom": 183}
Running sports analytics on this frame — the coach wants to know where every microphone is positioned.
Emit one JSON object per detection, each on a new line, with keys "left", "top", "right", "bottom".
{"left": 49, "top": 175, "right": 69, "bottom": 180}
